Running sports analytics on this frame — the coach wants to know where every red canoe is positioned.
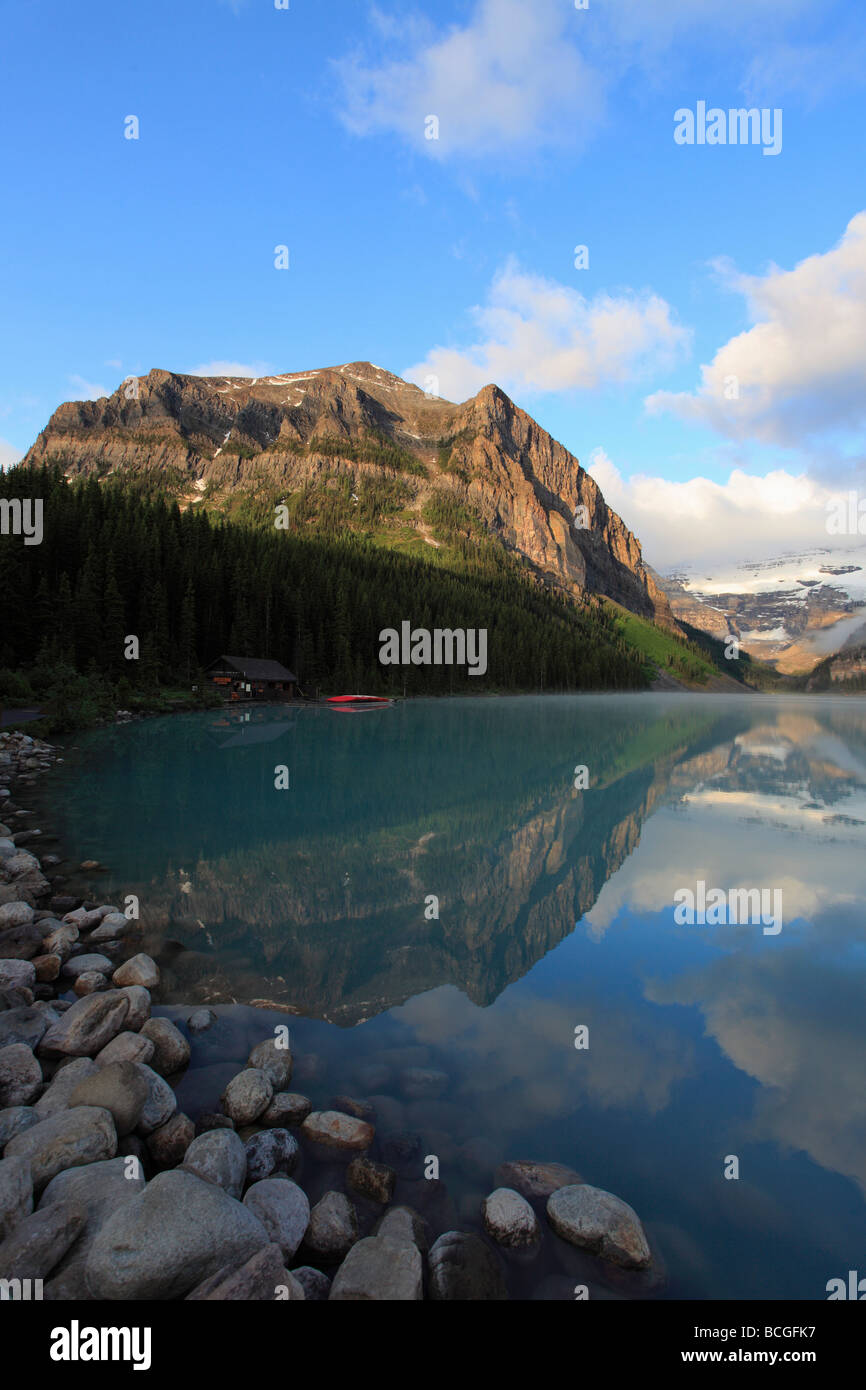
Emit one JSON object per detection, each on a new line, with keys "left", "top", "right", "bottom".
{"left": 325, "top": 694, "right": 393, "bottom": 705}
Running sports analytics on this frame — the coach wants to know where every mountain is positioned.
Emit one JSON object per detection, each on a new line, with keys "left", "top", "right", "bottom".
{"left": 655, "top": 548, "right": 866, "bottom": 674}
{"left": 23, "top": 362, "right": 675, "bottom": 626}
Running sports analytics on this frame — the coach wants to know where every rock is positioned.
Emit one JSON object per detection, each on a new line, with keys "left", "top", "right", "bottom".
{"left": 0, "top": 922, "right": 43, "bottom": 959}
{"left": 49, "top": 896, "right": 79, "bottom": 915}
{"left": 182, "top": 1128, "right": 247, "bottom": 1198}
{"left": 346, "top": 1155, "right": 396, "bottom": 1205}
{"left": 496, "top": 1158, "right": 581, "bottom": 1200}
{"left": 0, "top": 1042, "right": 42, "bottom": 1107}
{"left": 261, "top": 1092, "right": 311, "bottom": 1127}
{"left": 0, "top": 1005, "right": 50, "bottom": 1050}
{"left": 331, "top": 1094, "right": 373, "bottom": 1121}
{"left": 0, "top": 1154, "right": 33, "bottom": 1240}
{"left": 85, "top": 1168, "right": 270, "bottom": 1300}
{"left": 34, "top": 1057, "right": 98, "bottom": 1118}
{"left": 400, "top": 1067, "right": 449, "bottom": 1099}
{"left": 246, "top": 1037, "right": 292, "bottom": 1089}
{"left": 242, "top": 1179, "right": 309, "bottom": 1262}
{"left": 187, "top": 1007, "right": 216, "bottom": 1035}
{"left": 112, "top": 954, "right": 159, "bottom": 990}
{"left": 0, "top": 903, "right": 34, "bottom": 930}
{"left": 38, "top": 1155, "right": 147, "bottom": 1297}
{"left": 146, "top": 1112, "right": 194, "bottom": 1167}
{"left": 134, "top": 1063, "right": 177, "bottom": 1136}
{"left": 428, "top": 1231, "right": 508, "bottom": 1300}
{"left": 0, "top": 1105, "right": 38, "bottom": 1146}
{"left": 292, "top": 1265, "right": 331, "bottom": 1300}
{"left": 185, "top": 1241, "right": 287, "bottom": 1301}
{"left": 79, "top": 861, "right": 103, "bottom": 873}
{"left": 378, "top": 1130, "right": 422, "bottom": 1173}
{"left": 68, "top": 1061, "right": 149, "bottom": 1137}
{"left": 194, "top": 1111, "right": 235, "bottom": 1137}
{"left": 329, "top": 1236, "right": 423, "bottom": 1301}
{"left": 63, "top": 908, "right": 102, "bottom": 930}
{"left": 0, "top": 1198, "right": 86, "bottom": 1279}
{"left": 140, "top": 1018, "right": 190, "bottom": 1077}
{"left": 73, "top": 971, "right": 109, "bottom": 997}
{"left": 222, "top": 1069, "right": 273, "bottom": 1126}
{"left": 32, "top": 954, "right": 61, "bottom": 983}
{"left": 0, "top": 958, "right": 36, "bottom": 990}
{"left": 244, "top": 1128, "right": 298, "bottom": 1184}
{"left": 546, "top": 1184, "right": 651, "bottom": 1270}
{"left": 301, "top": 1110, "right": 374, "bottom": 1154}
{"left": 482, "top": 1187, "right": 540, "bottom": 1247}
{"left": 94, "top": 1031, "right": 154, "bottom": 1069}
{"left": 305, "top": 1190, "right": 358, "bottom": 1261}
{"left": 61, "top": 952, "right": 114, "bottom": 980}
{"left": 374, "top": 1204, "right": 430, "bottom": 1252}
{"left": 117, "top": 985, "right": 151, "bottom": 1031}
{"left": 456, "top": 1136, "right": 501, "bottom": 1182}
{"left": 5, "top": 1107, "right": 116, "bottom": 1191}
{"left": 43, "top": 926, "right": 78, "bottom": 960}
{"left": 88, "top": 913, "right": 133, "bottom": 942}
{"left": 37, "top": 991, "right": 130, "bottom": 1058}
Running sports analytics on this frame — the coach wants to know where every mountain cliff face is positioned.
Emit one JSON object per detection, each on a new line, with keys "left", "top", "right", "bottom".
{"left": 24, "top": 362, "right": 674, "bottom": 624}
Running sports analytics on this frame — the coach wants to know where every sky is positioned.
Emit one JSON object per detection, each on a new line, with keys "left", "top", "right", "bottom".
{"left": 2, "top": 0, "right": 865, "bottom": 572}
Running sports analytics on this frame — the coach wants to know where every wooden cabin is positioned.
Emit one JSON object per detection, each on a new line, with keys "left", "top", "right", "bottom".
{"left": 205, "top": 655, "right": 297, "bottom": 700}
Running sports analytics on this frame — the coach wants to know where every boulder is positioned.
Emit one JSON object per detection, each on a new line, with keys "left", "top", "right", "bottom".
{"left": 305, "top": 1190, "right": 358, "bottom": 1262}
{"left": 0, "top": 922, "right": 43, "bottom": 960}
{"left": 88, "top": 913, "right": 133, "bottom": 942}
{"left": 261, "top": 1092, "right": 311, "bottom": 1127}
{"left": 221, "top": 1069, "right": 273, "bottom": 1126}
{"left": 0, "top": 1198, "right": 86, "bottom": 1279}
{"left": 246, "top": 1037, "right": 292, "bottom": 1090}
{"left": 301, "top": 1110, "right": 374, "bottom": 1154}
{"left": 37, "top": 991, "right": 130, "bottom": 1058}
{"left": 346, "top": 1155, "right": 396, "bottom": 1205}
{"left": 0, "top": 1042, "right": 42, "bottom": 1107}
{"left": 182, "top": 1128, "right": 247, "bottom": 1198}
{"left": 85, "top": 1168, "right": 270, "bottom": 1300}
{"left": 134, "top": 1063, "right": 177, "bottom": 1136}
{"left": 34, "top": 1057, "right": 99, "bottom": 1119}
{"left": 244, "top": 1128, "right": 298, "bottom": 1183}
{"left": 139, "top": 1018, "right": 190, "bottom": 1077}
{"left": 292, "top": 1265, "right": 331, "bottom": 1300}
{"left": 68, "top": 1061, "right": 149, "bottom": 1137}
{"left": 428, "top": 1231, "right": 508, "bottom": 1300}
{"left": 112, "top": 954, "right": 159, "bottom": 990}
{"left": 495, "top": 1159, "right": 583, "bottom": 1201}
{"left": 242, "top": 1179, "right": 309, "bottom": 1262}
{"left": 73, "top": 971, "right": 109, "bottom": 997}
{"left": 32, "top": 955, "right": 61, "bottom": 983}
{"left": 146, "top": 1112, "right": 194, "bottom": 1167}
{"left": 116, "top": 985, "right": 151, "bottom": 1031}
{"left": 0, "top": 1105, "right": 39, "bottom": 1147}
{"left": 0, "top": 1154, "right": 33, "bottom": 1240}
{"left": 374, "top": 1204, "right": 430, "bottom": 1252}
{"left": 0, "top": 1006, "right": 51, "bottom": 1050}
{"left": 187, "top": 1007, "right": 216, "bottom": 1035}
{"left": 546, "top": 1184, "right": 651, "bottom": 1270}
{"left": 185, "top": 1241, "right": 288, "bottom": 1301}
{"left": 94, "top": 1031, "right": 154, "bottom": 1069}
{"left": 482, "top": 1187, "right": 540, "bottom": 1247}
{"left": 0, "top": 959, "right": 36, "bottom": 990}
{"left": 61, "top": 953, "right": 114, "bottom": 980}
{"left": 0, "top": 903, "right": 34, "bottom": 930}
{"left": 329, "top": 1236, "right": 422, "bottom": 1300}
{"left": 5, "top": 1106, "right": 116, "bottom": 1190}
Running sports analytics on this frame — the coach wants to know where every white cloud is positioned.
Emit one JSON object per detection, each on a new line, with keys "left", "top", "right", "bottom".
{"left": 186, "top": 360, "right": 274, "bottom": 379}
{"left": 647, "top": 212, "right": 866, "bottom": 448}
{"left": 335, "top": 0, "right": 606, "bottom": 158}
{"left": 0, "top": 438, "right": 22, "bottom": 471}
{"left": 68, "top": 374, "right": 111, "bottom": 401}
{"left": 404, "top": 261, "right": 689, "bottom": 402}
{"left": 586, "top": 449, "right": 843, "bottom": 571}
{"left": 336, "top": 0, "right": 834, "bottom": 159}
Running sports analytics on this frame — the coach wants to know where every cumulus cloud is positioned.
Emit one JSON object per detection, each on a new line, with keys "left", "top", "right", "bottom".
{"left": 186, "top": 360, "right": 274, "bottom": 379}
{"left": 586, "top": 450, "right": 840, "bottom": 571}
{"left": 335, "top": 0, "right": 606, "bottom": 158}
{"left": 404, "top": 261, "right": 689, "bottom": 402}
{"left": 646, "top": 212, "right": 866, "bottom": 448}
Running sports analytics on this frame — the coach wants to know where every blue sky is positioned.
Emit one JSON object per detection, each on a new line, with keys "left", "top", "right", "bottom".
{"left": 2, "top": 0, "right": 864, "bottom": 569}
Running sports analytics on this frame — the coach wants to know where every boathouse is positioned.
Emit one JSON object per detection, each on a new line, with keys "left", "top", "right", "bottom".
{"left": 205, "top": 655, "right": 297, "bottom": 700}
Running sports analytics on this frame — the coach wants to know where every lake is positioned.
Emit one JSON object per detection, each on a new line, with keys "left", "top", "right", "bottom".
{"left": 40, "top": 693, "right": 866, "bottom": 1299}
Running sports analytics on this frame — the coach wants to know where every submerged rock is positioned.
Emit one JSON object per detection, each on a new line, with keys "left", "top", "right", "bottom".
{"left": 261, "top": 1091, "right": 311, "bottom": 1127}
{"left": 302, "top": 1110, "right": 374, "bottom": 1154}
{"left": 495, "top": 1159, "right": 583, "bottom": 1201}
{"left": 305, "top": 1190, "right": 359, "bottom": 1261}
{"left": 244, "top": 1128, "right": 298, "bottom": 1183}
{"left": 428, "top": 1231, "right": 508, "bottom": 1300}
{"left": 346, "top": 1155, "right": 396, "bottom": 1205}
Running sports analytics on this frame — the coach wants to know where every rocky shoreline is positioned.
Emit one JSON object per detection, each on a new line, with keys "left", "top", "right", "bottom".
{"left": 0, "top": 727, "right": 662, "bottom": 1301}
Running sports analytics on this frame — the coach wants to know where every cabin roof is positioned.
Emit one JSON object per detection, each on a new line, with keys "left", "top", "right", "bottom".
{"left": 207, "top": 654, "right": 297, "bottom": 682}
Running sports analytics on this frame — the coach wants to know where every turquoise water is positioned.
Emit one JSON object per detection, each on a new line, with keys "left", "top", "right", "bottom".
{"left": 42, "top": 694, "right": 866, "bottom": 1298}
